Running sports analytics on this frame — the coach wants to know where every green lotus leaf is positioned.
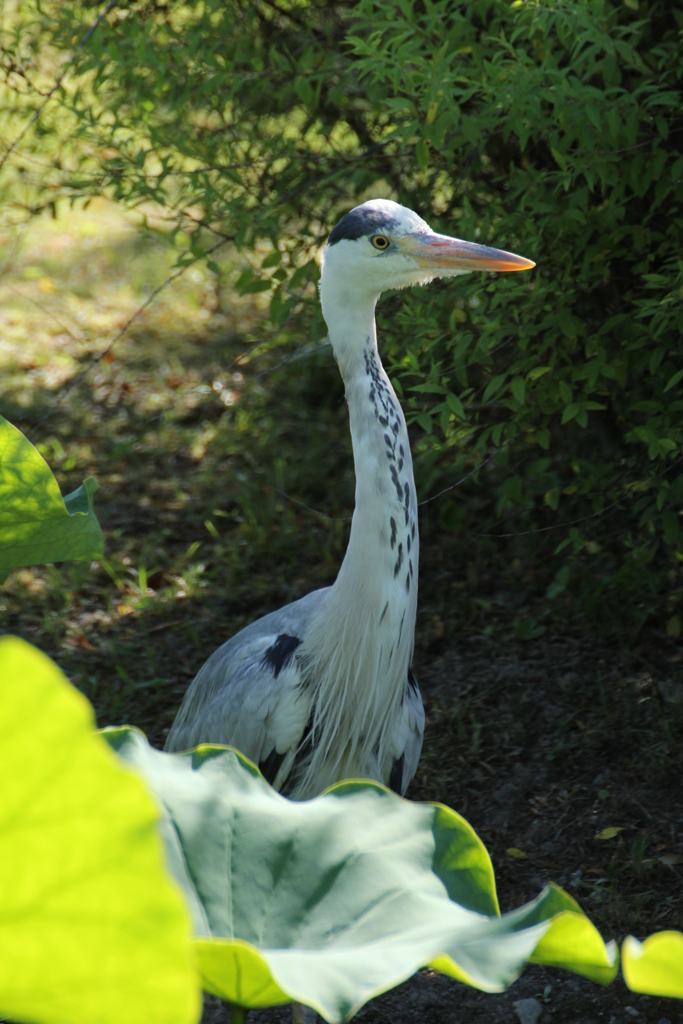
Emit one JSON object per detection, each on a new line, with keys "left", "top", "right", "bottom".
{"left": 0, "top": 637, "right": 200, "bottom": 1024}
{"left": 0, "top": 414, "right": 103, "bottom": 573}
{"left": 623, "top": 931, "right": 683, "bottom": 997}
{"left": 105, "top": 728, "right": 618, "bottom": 1023}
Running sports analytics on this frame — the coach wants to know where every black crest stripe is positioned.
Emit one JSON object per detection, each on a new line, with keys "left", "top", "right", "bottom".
{"left": 328, "top": 208, "right": 399, "bottom": 246}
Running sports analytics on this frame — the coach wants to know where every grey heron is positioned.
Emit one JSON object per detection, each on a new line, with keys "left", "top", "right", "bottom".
{"left": 165, "top": 199, "right": 534, "bottom": 798}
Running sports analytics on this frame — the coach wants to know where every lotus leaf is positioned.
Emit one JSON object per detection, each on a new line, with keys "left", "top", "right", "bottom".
{"left": 623, "top": 931, "right": 683, "bottom": 998}
{"left": 106, "top": 728, "right": 618, "bottom": 1022}
{"left": 0, "top": 414, "right": 103, "bottom": 574}
{"left": 0, "top": 637, "right": 200, "bottom": 1024}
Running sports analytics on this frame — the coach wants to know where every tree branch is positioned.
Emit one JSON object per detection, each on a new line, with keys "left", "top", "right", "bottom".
{"left": 0, "top": 0, "right": 119, "bottom": 175}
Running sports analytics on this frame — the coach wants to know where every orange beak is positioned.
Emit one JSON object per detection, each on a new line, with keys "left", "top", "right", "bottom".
{"left": 412, "top": 232, "right": 535, "bottom": 273}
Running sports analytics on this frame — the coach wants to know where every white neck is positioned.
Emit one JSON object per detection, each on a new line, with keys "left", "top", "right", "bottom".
{"left": 295, "top": 277, "right": 419, "bottom": 797}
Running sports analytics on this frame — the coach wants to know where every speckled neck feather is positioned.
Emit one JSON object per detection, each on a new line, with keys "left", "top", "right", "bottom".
{"left": 294, "top": 286, "right": 418, "bottom": 798}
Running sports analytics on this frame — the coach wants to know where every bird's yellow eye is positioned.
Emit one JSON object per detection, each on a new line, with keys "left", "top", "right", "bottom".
{"left": 371, "top": 235, "right": 390, "bottom": 250}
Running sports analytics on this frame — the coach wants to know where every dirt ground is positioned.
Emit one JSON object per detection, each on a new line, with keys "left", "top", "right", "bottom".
{"left": 204, "top": 968, "right": 680, "bottom": 1024}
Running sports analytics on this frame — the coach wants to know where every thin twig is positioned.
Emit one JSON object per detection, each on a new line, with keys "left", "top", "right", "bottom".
{"left": 245, "top": 339, "right": 324, "bottom": 382}
{"left": 473, "top": 502, "right": 622, "bottom": 539}
{"left": 271, "top": 440, "right": 683, "bottom": 542}
{"left": 0, "top": 226, "right": 25, "bottom": 280}
{"left": 2, "top": 283, "right": 83, "bottom": 344}
{"left": 418, "top": 431, "right": 522, "bottom": 507}
{"left": 0, "top": 0, "right": 119, "bottom": 175}
{"left": 474, "top": 455, "right": 683, "bottom": 539}
{"left": 273, "top": 487, "right": 350, "bottom": 523}
{"left": 219, "top": 235, "right": 328, "bottom": 378}
{"left": 271, "top": 432, "right": 523, "bottom": 523}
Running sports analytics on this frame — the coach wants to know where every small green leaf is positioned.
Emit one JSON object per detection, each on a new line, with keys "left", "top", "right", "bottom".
{"left": 235, "top": 269, "right": 272, "bottom": 294}
{"left": 546, "top": 566, "right": 570, "bottom": 600}
{"left": 261, "top": 250, "right": 282, "bottom": 268}
{"left": 415, "top": 137, "right": 430, "bottom": 171}
{"left": 410, "top": 382, "right": 447, "bottom": 395}
{"left": 0, "top": 417, "right": 104, "bottom": 573}
{"left": 559, "top": 381, "right": 573, "bottom": 405}
{"left": 595, "top": 827, "right": 624, "bottom": 840}
{"left": 527, "top": 367, "right": 552, "bottom": 382}
{"left": 515, "top": 619, "right": 546, "bottom": 641}
{"left": 550, "top": 146, "right": 567, "bottom": 170}
{"left": 510, "top": 376, "right": 526, "bottom": 404}
{"left": 545, "top": 488, "right": 561, "bottom": 511}
{"left": 446, "top": 392, "right": 465, "bottom": 418}
{"left": 664, "top": 368, "right": 683, "bottom": 393}
{"left": 483, "top": 374, "right": 507, "bottom": 404}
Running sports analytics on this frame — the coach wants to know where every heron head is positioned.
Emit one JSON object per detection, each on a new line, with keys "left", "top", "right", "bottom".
{"left": 321, "top": 198, "right": 534, "bottom": 301}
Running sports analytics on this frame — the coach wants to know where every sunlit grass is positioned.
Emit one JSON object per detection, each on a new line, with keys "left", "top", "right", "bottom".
{"left": 0, "top": 199, "right": 263, "bottom": 405}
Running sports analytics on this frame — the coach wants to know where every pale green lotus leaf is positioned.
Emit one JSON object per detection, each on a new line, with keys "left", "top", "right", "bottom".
{"left": 0, "top": 415, "right": 103, "bottom": 572}
{"left": 0, "top": 637, "right": 200, "bottom": 1024}
{"left": 623, "top": 931, "right": 683, "bottom": 997}
{"left": 106, "top": 728, "right": 618, "bottom": 1023}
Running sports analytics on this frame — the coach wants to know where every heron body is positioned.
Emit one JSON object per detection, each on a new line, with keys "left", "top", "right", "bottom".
{"left": 165, "top": 199, "right": 534, "bottom": 798}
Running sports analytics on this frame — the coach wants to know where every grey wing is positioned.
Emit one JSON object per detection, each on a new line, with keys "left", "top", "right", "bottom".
{"left": 388, "top": 668, "right": 425, "bottom": 796}
{"left": 164, "top": 588, "right": 329, "bottom": 791}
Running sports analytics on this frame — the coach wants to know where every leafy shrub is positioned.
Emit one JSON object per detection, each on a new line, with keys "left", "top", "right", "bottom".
{"left": 2, "top": 0, "right": 681, "bottom": 625}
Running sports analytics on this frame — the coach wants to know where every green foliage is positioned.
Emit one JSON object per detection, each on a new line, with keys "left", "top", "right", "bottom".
{"left": 106, "top": 726, "right": 618, "bottom": 1021}
{"left": 0, "top": 415, "right": 103, "bottom": 575}
{"left": 0, "top": 636, "right": 200, "bottom": 1024}
{"left": 343, "top": 0, "right": 683, "bottom": 617}
{"left": 622, "top": 931, "right": 683, "bottom": 998}
{"left": 2, "top": 0, "right": 680, "bottom": 623}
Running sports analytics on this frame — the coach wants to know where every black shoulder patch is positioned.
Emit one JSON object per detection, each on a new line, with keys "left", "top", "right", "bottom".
{"left": 408, "top": 668, "right": 418, "bottom": 694}
{"left": 259, "top": 747, "right": 286, "bottom": 786}
{"left": 389, "top": 752, "right": 405, "bottom": 795}
{"left": 262, "top": 634, "right": 302, "bottom": 678}
{"left": 328, "top": 206, "right": 399, "bottom": 246}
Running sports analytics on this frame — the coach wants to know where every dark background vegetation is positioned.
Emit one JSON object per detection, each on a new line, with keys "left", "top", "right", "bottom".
{"left": 1, "top": 0, "right": 682, "bottom": 1019}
